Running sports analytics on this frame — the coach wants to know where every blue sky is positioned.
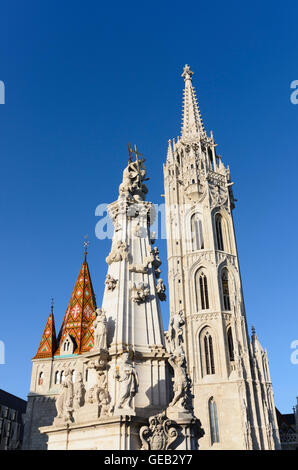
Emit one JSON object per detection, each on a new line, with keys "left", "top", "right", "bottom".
{"left": 0, "top": 0, "right": 297, "bottom": 413}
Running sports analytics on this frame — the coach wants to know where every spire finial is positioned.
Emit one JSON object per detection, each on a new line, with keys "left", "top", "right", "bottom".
{"left": 252, "top": 325, "right": 256, "bottom": 336}
{"left": 182, "top": 64, "right": 194, "bottom": 81}
{"left": 51, "top": 297, "right": 54, "bottom": 315}
{"left": 83, "top": 235, "right": 89, "bottom": 261}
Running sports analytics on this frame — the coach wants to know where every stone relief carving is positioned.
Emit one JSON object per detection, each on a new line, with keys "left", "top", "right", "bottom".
{"left": 105, "top": 274, "right": 118, "bottom": 291}
{"left": 139, "top": 411, "right": 178, "bottom": 450}
{"left": 156, "top": 278, "right": 166, "bottom": 301}
{"left": 113, "top": 352, "right": 139, "bottom": 411}
{"left": 131, "top": 282, "right": 150, "bottom": 304}
{"left": 55, "top": 369, "right": 74, "bottom": 423}
{"left": 93, "top": 308, "right": 107, "bottom": 350}
{"left": 106, "top": 241, "right": 128, "bottom": 265}
{"left": 73, "top": 372, "right": 86, "bottom": 410}
{"left": 87, "top": 357, "right": 111, "bottom": 417}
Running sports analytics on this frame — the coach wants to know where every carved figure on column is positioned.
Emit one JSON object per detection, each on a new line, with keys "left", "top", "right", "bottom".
{"left": 114, "top": 352, "right": 139, "bottom": 410}
{"left": 73, "top": 372, "right": 86, "bottom": 410}
{"left": 156, "top": 278, "right": 166, "bottom": 301}
{"left": 131, "top": 282, "right": 150, "bottom": 304}
{"left": 170, "top": 311, "right": 185, "bottom": 350}
{"left": 106, "top": 241, "right": 128, "bottom": 265}
{"left": 93, "top": 308, "right": 107, "bottom": 350}
{"left": 119, "top": 156, "right": 149, "bottom": 202}
{"left": 55, "top": 369, "right": 74, "bottom": 423}
{"left": 105, "top": 274, "right": 118, "bottom": 291}
{"left": 168, "top": 352, "right": 188, "bottom": 409}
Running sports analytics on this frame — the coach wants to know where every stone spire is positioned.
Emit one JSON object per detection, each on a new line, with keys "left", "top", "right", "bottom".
{"left": 55, "top": 253, "right": 97, "bottom": 355}
{"left": 181, "top": 64, "right": 205, "bottom": 141}
{"left": 33, "top": 302, "right": 57, "bottom": 359}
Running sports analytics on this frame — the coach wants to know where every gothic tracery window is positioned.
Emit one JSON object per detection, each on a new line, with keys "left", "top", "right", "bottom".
{"left": 196, "top": 270, "right": 209, "bottom": 310}
{"left": 203, "top": 331, "right": 215, "bottom": 375}
{"left": 215, "top": 214, "right": 224, "bottom": 251}
{"left": 191, "top": 214, "right": 204, "bottom": 251}
{"left": 221, "top": 269, "right": 231, "bottom": 311}
{"left": 209, "top": 397, "right": 220, "bottom": 443}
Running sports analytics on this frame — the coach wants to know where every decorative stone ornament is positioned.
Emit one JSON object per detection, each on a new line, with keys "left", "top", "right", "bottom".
{"left": 139, "top": 412, "right": 178, "bottom": 450}
{"left": 105, "top": 241, "right": 128, "bottom": 265}
{"left": 130, "top": 282, "right": 150, "bottom": 304}
{"left": 156, "top": 278, "right": 166, "bottom": 301}
{"left": 105, "top": 274, "right": 117, "bottom": 291}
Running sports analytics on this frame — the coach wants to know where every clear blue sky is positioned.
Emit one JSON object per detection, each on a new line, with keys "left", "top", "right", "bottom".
{"left": 0, "top": 0, "right": 297, "bottom": 413}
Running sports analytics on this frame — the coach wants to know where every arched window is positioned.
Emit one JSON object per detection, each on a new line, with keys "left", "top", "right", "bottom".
{"left": 215, "top": 214, "right": 224, "bottom": 251}
{"left": 38, "top": 372, "right": 44, "bottom": 386}
{"left": 209, "top": 397, "right": 220, "bottom": 444}
{"left": 227, "top": 327, "right": 234, "bottom": 361}
{"left": 221, "top": 269, "right": 231, "bottom": 310}
{"left": 54, "top": 371, "right": 60, "bottom": 384}
{"left": 196, "top": 271, "right": 209, "bottom": 310}
{"left": 191, "top": 214, "right": 204, "bottom": 251}
{"left": 61, "top": 371, "right": 65, "bottom": 383}
{"left": 203, "top": 331, "right": 215, "bottom": 375}
{"left": 71, "top": 370, "right": 76, "bottom": 383}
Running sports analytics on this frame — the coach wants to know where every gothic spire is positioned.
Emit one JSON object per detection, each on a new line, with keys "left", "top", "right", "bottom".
{"left": 33, "top": 304, "right": 57, "bottom": 359}
{"left": 55, "top": 253, "right": 97, "bottom": 355}
{"left": 181, "top": 64, "right": 205, "bottom": 141}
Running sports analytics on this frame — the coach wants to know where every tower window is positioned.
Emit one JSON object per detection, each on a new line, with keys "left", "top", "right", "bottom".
{"left": 209, "top": 398, "right": 220, "bottom": 444}
{"left": 203, "top": 332, "right": 215, "bottom": 374}
{"left": 227, "top": 327, "right": 234, "bottom": 361}
{"left": 221, "top": 269, "right": 231, "bottom": 311}
{"left": 38, "top": 372, "right": 44, "bottom": 386}
{"left": 196, "top": 271, "right": 209, "bottom": 310}
{"left": 55, "top": 371, "right": 60, "bottom": 384}
{"left": 215, "top": 214, "right": 224, "bottom": 251}
{"left": 191, "top": 214, "right": 204, "bottom": 251}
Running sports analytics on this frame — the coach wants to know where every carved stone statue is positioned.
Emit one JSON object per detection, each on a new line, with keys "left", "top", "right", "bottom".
{"left": 55, "top": 369, "right": 74, "bottom": 422}
{"left": 73, "top": 372, "right": 86, "bottom": 410}
{"left": 152, "top": 246, "right": 162, "bottom": 278}
{"left": 119, "top": 158, "right": 149, "bottom": 202}
{"left": 140, "top": 412, "right": 178, "bottom": 450}
{"left": 170, "top": 311, "right": 185, "bottom": 350}
{"left": 93, "top": 308, "right": 107, "bottom": 350}
{"left": 156, "top": 278, "right": 166, "bottom": 301}
{"left": 131, "top": 282, "right": 150, "bottom": 304}
{"left": 114, "top": 352, "right": 139, "bottom": 410}
{"left": 106, "top": 241, "right": 128, "bottom": 265}
{"left": 168, "top": 351, "right": 188, "bottom": 409}
{"left": 105, "top": 274, "right": 117, "bottom": 291}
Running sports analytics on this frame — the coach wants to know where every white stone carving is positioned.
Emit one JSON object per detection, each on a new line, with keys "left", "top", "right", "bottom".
{"left": 54, "top": 369, "right": 74, "bottom": 423}
{"left": 131, "top": 282, "right": 150, "bottom": 304}
{"left": 105, "top": 241, "right": 128, "bottom": 265}
{"left": 114, "top": 352, "right": 139, "bottom": 412}
{"left": 105, "top": 274, "right": 117, "bottom": 291}
{"left": 139, "top": 411, "right": 178, "bottom": 450}
{"left": 93, "top": 308, "right": 107, "bottom": 350}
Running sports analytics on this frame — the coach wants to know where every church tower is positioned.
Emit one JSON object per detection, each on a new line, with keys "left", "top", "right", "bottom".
{"left": 163, "top": 65, "right": 281, "bottom": 450}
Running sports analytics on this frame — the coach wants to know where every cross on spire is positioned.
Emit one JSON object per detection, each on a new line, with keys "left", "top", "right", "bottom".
{"left": 83, "top": 235, "right": 90, "bottom": 261}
